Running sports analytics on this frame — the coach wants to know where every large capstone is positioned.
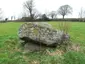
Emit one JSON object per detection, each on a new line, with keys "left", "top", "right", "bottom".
{"left": 18, "top": 22, "right": 70, "bottom": 48}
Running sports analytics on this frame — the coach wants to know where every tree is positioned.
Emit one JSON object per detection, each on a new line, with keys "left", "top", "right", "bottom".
{"left": 24, "top": 0, "right": 35, "bottom": 20}
{"left": 41, "top": 14, "right": 49, "bottom": 21}
{"left": 11, "top": 16, "right": 13, "bottom": 20}
{"left": 22, "top": 9, "right": 41, "bottom": 21}
{"left": 0, "top": 8, "right": 3, "bottom": 19}
{"left": 49, "top": 11, "right": 57, "bottom": 19}
{"left": 5, "top": 18, "right": 8, "bottom": 21}
{"left": 31, "top": 9, "right": 41, "bottom": 19}
{"left": 58, "top": 5, "right": 72, "bottom": 19}
{"left": 79, "top": 8, "right": 85, "bottom": 21}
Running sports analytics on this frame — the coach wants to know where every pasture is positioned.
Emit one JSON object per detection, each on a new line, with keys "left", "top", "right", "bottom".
{"left": 0, "top": 22, "right": 85, "bottom": 64}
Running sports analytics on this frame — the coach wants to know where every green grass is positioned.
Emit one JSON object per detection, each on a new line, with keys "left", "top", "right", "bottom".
{"left": 0, "top": 22, "right": 85, "bottom": 64}
{"left": 0, "top": 22, "right": 22, "bottom": 36}
{"left": 49, "top": 22, "right": 85, "bottom": 44}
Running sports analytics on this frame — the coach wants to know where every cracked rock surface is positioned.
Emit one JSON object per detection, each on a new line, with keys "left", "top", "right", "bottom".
{"left": 18, "top": 22, "right": 69, "bottom": 51}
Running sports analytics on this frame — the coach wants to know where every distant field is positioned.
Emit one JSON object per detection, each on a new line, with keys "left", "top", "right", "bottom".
{"left": 0, "top": 22, "right": 85, "bottom": 64}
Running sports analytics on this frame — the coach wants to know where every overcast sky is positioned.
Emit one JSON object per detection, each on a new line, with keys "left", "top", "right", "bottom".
{"left": 0, "top": 0, "right": 85, "bottom": 19}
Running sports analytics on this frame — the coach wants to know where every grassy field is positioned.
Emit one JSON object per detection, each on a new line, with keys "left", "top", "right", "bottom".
{"left": 0, "top": 22, "right": 85, "bottom": 64}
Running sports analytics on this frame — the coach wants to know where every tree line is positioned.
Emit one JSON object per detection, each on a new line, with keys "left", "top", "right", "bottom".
{"left": 22, "top": 0, "right": 72, "bottom": 21}
{"left": 0, "top": 0, "right": 85, "bottom": 21}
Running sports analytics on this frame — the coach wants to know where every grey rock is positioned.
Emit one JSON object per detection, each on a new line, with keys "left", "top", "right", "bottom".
{"left": 18, "top": 22, "right": 69, "bottom": 47}
{"left": 24, "top": 42, "right": 47, "bottom": 52}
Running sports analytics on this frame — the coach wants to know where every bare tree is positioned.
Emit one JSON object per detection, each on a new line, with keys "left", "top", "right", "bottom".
{"left": 31, "top": 9, "right": 41, "bottom": 19}
{"left": 79, "top": 8, "right": 83, "bottom": 18}
{"left": 79, "top": 8, "right": 85, "bottom": 21}
{"left": 11, "top": 16, "right": 13, "bottom": 20}
{"left": 58, "top": 5, "right": 72, "bottom": 19}
{"left": 24, "top": 0, "right": 35, "bottom": 20}
{"left": 49, "top": 11, "right": 57, "bottom": 19}
{"left": 22, "top": 11, "right": 28, "bottom": 18}
{"left": 0, "top": 8, "right": 3, "bottom": 19}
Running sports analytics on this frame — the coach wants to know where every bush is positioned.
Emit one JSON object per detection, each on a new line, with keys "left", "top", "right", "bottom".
{"left": 40, "top": 14, "right": 50, "bottom": 21}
